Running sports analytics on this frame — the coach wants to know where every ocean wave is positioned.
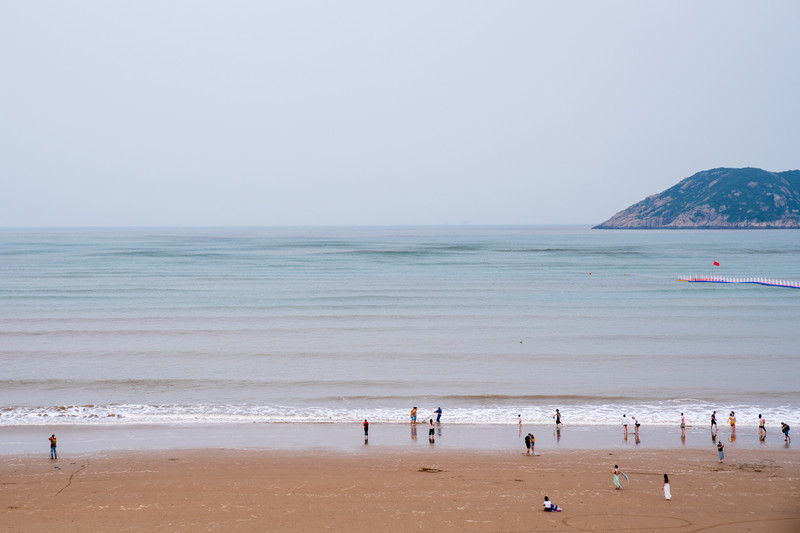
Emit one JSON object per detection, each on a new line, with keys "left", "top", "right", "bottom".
{"left": 2, "top": 403, "right": 798, "bottom": 428}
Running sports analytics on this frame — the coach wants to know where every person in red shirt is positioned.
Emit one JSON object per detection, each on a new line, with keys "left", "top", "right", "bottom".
{"left": 49, "top": 434, "right": 58, "bottom": 460}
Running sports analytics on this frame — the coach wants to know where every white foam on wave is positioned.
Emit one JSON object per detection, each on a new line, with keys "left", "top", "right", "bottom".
{"left": 2, "top": 402, "right": 798, "bottom": 427}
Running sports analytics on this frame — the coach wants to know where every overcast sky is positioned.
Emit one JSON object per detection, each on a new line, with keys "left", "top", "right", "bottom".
{"left": 2, "top": 1, "right": 798, "bottom": 227}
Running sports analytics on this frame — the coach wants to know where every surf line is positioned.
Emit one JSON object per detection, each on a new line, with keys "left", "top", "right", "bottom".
{"left": 677, "top": 276, "right": 800, "bottom": 289}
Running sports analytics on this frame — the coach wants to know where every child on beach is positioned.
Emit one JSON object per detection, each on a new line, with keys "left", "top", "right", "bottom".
{"left": 543, "top": 496, "right": 561, "bottom": 512}
{"left": 717, "top": 441, "right": 724, "bottom": 462}
{"left": 663, "top": 474, "right": 671, "bottom": 500}
{"left": 428, "top": 419, "right": 435, "bottom": 442}
{"left": 681, "top": 413, "right": 685, "bottom": 437}
{"left": 781, "top": 423, "right": 791, "bottom": 443}
{"left": 553, "top": 409, "right": 562, "bottom": 428}
{"left": 758, "top": 414, "right": 766, "bottom": 438}
{"left": 410, "top": 407, "right": 417, "bottom": 424}
{"left": 518, "top": 414, "right": 522, "bottom": 426}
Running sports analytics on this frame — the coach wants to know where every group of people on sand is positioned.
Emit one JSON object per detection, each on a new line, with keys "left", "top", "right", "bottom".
{"left": 611, "top": 464, "right": 671, "bottom": 500}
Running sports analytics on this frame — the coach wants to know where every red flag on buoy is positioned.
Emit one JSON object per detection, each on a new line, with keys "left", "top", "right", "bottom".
{"left": 713, "top": 261, "right": 720, "bottom": 266}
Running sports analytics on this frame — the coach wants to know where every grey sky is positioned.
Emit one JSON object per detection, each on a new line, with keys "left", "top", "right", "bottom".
{"left": 2, "top": 1, "right": 798, "bottom": 227}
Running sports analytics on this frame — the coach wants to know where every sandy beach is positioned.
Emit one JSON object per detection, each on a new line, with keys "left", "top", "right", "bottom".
{"left": 2, "top": 444, "right": 799, "bottom": 532}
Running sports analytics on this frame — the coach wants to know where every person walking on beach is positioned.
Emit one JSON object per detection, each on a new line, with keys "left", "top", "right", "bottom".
{"left": 781, "top": 422, "right": 791, "bottom": 443}
{"left": 363, "top": 419, "right": 369, "bottom": 436}
{"left": 711, "top": 411, "right": 717, "bottom": 432}
{"left": 622, "top": 414, "right": 628, "bottom": 436}
{"left": 663, "top": 474, "right": 671, "bottom": 500}
{"left": 611, "top": 465, "right": 626, "bottom": 489}
{"left": 728, "top": 411, "right": 736, "bottom": 430}
{"left": 553, "top": 409, "right": 562, "bottom": 428}
{"left": 758, "top": 414, "right": 766, "bottom": 438}
{"left": 632, "top": 416, "right": 640, "bottom": 436}
{"left": 49, "top": 434, "right": 57, "bottom": 460}
{"left": 410, "top": 407, "right": 417, "bottom": 424}
{"left": 428, "top": 419, "right": 435, "bottom": 442}
{"left": 681, "top": 413, "right": 686, "bottom": 437}
{"left": 434, "top": 407, "right": 442, "bottom": 423}
{"left": 717, "top": 441, "right": 724, "bottom": 463}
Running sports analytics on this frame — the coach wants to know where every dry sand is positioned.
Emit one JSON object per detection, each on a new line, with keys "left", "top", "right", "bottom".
{"left": 2, "top": 446, "right": 799, "bottom": 532}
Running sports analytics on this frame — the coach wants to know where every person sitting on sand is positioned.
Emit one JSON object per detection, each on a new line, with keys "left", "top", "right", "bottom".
{"left": 543, "top": 496, "right": 561, "bottom": 512}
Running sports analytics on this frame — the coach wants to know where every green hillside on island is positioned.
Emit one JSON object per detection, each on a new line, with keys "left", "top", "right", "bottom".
{"left": 594, "top": 167, "right": 800, "bottom": 229}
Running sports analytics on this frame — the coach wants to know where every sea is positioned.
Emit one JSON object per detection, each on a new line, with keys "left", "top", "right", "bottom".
{"left": 1, "top": 226, "right": 799, "bottom": 430}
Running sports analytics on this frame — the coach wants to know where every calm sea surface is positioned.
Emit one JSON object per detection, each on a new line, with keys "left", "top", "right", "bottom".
{"left": 1, "top": 226, "right": 798, "bottom": 427}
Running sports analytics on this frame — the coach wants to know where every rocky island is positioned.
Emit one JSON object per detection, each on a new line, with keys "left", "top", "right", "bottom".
{"left": 594, "top": 167, "right": 800, "bottom": 229}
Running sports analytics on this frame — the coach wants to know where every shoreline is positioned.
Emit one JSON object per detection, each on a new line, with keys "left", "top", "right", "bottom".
{"left": 1, "top": 421, "right": 792, "bottom": 456}
{"left": 2, "top": 447, "right": 799, "bottom": 532}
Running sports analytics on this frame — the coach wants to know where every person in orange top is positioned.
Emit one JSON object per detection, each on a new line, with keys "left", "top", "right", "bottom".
{"left": 49, "top": 434, "right": 58, "bottom": 460}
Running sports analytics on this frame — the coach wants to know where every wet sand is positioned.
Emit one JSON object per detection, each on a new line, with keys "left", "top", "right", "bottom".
{"left": 0, "top": 422, "right": 791, "bottom": 455}
{"left": 2, "top": 445, "right": 799, "bottom": 532}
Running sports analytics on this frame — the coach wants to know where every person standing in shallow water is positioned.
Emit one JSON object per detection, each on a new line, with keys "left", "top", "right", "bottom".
{"left": 363, "top": 419, "right": 369, "bottom": 436}
{"left": 428, "top": 419, "right": 435, "bottom": 442}
{"left": 711, "top": 411, "right": 717, "bottom": 432}
{"left": 434, "top": 407, "right": 442, "bottom": 423}
{"left": 49, "top": 434, "right": 57, "bottom": 460}
{"left": 553, "top": 409, "right": 562, "bottom": 428}
{"left": 410, "top": 407, "right": 417, "bottom": 424}
{"left": 758, "top": 414, "right": 766, "bottom": 439}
